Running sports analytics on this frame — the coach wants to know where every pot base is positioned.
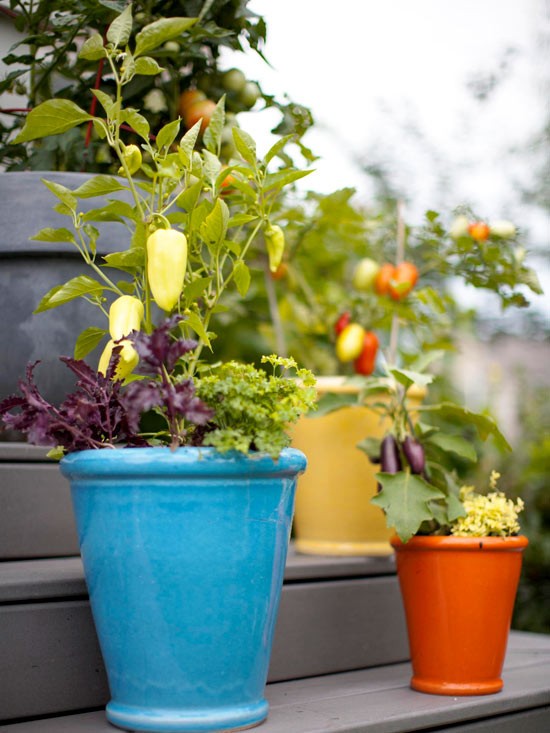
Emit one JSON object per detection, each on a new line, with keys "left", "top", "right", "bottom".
{"left": 106, "top": 698, "right": 269, "bottom": 733}
{"left": 295, "top": 538, "right": 393, "bottom": 556}
{"left": 411, "top": 676, "right": 503, "bottom": 696}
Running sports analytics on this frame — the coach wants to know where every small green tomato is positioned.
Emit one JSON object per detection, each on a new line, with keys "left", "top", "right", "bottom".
{"left": 239, "top": 81, "right": 261, "bottom": 109}
{"left": 222, "top": 68, "right": 247, "bottom": 93}
{"left": 352, "top": 258, "right": 380, "bottom": 291}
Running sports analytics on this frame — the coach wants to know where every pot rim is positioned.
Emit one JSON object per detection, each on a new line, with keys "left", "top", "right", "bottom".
{"left": 60, "top": 445, "right": 307, "bottom": 480}
{"left": 391, "top": 534, "right": 528, "bottom": 551}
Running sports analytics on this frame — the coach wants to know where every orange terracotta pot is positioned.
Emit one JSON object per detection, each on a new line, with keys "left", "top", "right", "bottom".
{"left": 391, "top": 534, "right": 528, "bottom": 696}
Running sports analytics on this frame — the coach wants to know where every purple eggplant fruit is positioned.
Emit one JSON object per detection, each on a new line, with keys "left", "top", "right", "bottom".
{"left": 380, "top": 435, "right": 402, "bottom": 474}
{"left": 402, "top": 435, "right": 426, "bottom": 475}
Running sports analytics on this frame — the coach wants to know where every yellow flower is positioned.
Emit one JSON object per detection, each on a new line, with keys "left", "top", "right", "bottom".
{"left": 451, "top": 472, "right": 524, "bottom": 537}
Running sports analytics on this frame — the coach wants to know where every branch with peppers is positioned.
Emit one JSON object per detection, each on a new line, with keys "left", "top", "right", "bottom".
{"left": 1, "top": 6, "right": 318, "bottom": 457}
{"left": 13, "top": 9, "right": 311, "bottom": 387}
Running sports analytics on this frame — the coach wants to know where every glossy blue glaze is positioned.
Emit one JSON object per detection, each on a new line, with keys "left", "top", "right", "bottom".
{"left": 61, "top": 447, "right": 307, "bottom": 733}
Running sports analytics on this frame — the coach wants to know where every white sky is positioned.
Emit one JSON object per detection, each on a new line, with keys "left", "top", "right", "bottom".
{"left": 220, "top": 0, "right": 549, "bottom": 319}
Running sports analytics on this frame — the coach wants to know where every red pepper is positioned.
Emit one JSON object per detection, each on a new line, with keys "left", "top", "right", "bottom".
{"left": 334, "top": 311, "right": 351, "bottom": 336}
{"left": 353, "top": 331, "right": 379, "bottom": 375}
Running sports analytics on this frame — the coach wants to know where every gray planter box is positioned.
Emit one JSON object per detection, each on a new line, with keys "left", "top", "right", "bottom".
{"left": 0, "top": 171, "right": 131, "bottom": 407}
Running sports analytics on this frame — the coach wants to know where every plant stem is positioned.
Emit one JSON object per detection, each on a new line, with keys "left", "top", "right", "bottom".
{"left": 263, "top": 263, "right": 288, "bottom": 357}
{"left": 388, "top": 199, "right": 405, "bottom": 367}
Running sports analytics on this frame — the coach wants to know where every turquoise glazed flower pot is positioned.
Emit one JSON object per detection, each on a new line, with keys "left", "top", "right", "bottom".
{"left": 60, "top": 447, "right": 307, "bottom": 733}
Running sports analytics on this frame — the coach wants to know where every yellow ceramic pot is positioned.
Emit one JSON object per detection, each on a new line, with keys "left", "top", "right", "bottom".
{"left": 291, "top": 376, "right": 424, "bottom": 556}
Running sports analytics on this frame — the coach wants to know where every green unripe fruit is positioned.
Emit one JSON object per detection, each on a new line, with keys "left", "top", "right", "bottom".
{"left": 163, "top": 41, "right": 180, "bottom": 54}
{"left": 239, "top": 81, "right": 261, "bottom": 109}
{"left": 352, "top": 258, "right": 380, "bottom": 291}
{"left": 222, "top": 68, "right": 247, "bottom": 93}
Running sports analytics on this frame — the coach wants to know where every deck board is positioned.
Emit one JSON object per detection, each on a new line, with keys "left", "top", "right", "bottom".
{"left": 0, "top": 632, "right": 548, "bottom": 732}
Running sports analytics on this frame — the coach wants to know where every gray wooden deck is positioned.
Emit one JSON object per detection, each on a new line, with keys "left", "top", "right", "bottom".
{"left": 0, "top": 633, "right": 548, "bottom": 732}
{"left": 1, "top": 444, "right": 549, "bottom": 732}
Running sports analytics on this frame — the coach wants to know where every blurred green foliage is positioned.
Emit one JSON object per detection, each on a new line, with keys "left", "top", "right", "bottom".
{"left": 502, "top": 385, "right": 550, "bottom": 633}
{"left": 0, "top": 0, "right": 313, "bottom": 171}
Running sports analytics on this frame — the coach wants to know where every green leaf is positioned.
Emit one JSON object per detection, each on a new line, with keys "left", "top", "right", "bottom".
{"left": 200, "top": 198, "right": 229, "bottom": 254}
{"left": 131, "top": 221, "right": 147, "bottom": 251}
{"left": 203, "top": 96, "right": 226, "bottom": 154}
{"left": 264, "top": 134, "right": 294, "bottom": 165}
{"left": 117, "top": 281, "right": 136, "bottom": 295}
{"left": 428, "top": 403, "right": 512, "bottom": 452}
{"left": 178, "top": 121, "right": 201, "bottom": 167}
{"left": 263, "top": 168, "right": 312, "bottom": 192}
{"left": 446, "top": 492, "right": 467, "bottom": 523}
{"left": 356, "top": 436, "right": 382, "bottom": 462}
{"left": 183, "top": 276, "right": 212, "bottom": 305}
{"left": 233, "top": 261, "right": 251, "bottom": 297}
{"left": 82, "top": 200, "right": 136, "bottom": 223}
{"left": 228, "top": 213, "right": 259, "bottom": 228}
{"left": 34, "top": 276, "right": 104, "bottom": 313}
{"left": 92, "top": 89, "right": 116, "bottom": 117}
{"left": 46, "top": 446, "right": 65, "bottom": 461}
{"left": 53, "top": 202, "right": 74, "bottom": 218}
{"left": 176, "top": 179, "right": 202, "bottom": 213}
{"left": 372, "top": 472, "right": 446, "bottom": 542}
{"left": 409, "top": 350, "right": 445, "bottom": 373}
{"left": 184, "top": 311, "right": 211, "bottom": 349}
{"left": 359, "top": 379, "right": 395, "bottom": 399}
{"left": 30, "top": 227, "right": 75, "bottom": 244}
{"left": 41, "top": 179, "right": 77, "bottom": 210}
{"left": 202, "top": 149, "right": 222, "bottom": 188}
{"left": 232, "top": 127, "right": 257, "bottom": 166}
{"left": 314, "top": 391, "right": 357, "bottom": 417}
{"left": 92, "top": 118, "right": 108, "bottom": 140}
{"left": 98, "top": 0, "right": 126, "bottom": 10}
{"left": 134, "top": 17, "right": 197, "bottom": 57}
{"left": 103, "top": 249, "right": 144, "bottom": 272}
{"left": 156, "top": 119, "right": 181, "bottom": 151}
{"left": 74, "top": 327, "right": 107, "bottom": 359}
{"left": 13, "top": 100, "right": 92, "bottom": 143}
{"left": 390, "top": 368, "right": 434, "bottom": 391}
{"left": 426, "top": 433, "right": 477, "bottom": 462}
{"left": 107, "top": 4, "right": 133, "bottom": 47}
{"left": 134, "top": 56, "right": 165, "bottom": 76}
{"left": 72, "top": 175, "right": 129, "bottom": 198}
{"left": 521, "top": 267, "right": 543, "bottom": 295}
{"left": 120, "top": 50, "right": 136, "bottom": 84}
{"left": 415, "top": 422, "right": 440, "bottom": 438}
{"left": 122, "top": 108, "right": 150, "bottom": 140}
{"left": 78, "top": 33, "right": 106, "bottom": 61}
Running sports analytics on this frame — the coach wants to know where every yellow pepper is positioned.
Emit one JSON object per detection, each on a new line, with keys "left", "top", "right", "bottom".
{"left": 264, "top": 224, "right": 285, "bottom": 273}
{"left": 146, "top": 228, "right": 188, "bottom": 312}
{"left": 118, "top": 144, "right": 142, "bottom": 176}
{"left": 98, "top": 339, "right": 139, "bottom": 380}
{"left": 108, "top": 295, "right": 144, "bottom": 341}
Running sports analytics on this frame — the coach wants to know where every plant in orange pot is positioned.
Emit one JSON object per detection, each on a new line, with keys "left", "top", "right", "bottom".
{"left": 357, "top": 211, "right": 540, "bottom": 694}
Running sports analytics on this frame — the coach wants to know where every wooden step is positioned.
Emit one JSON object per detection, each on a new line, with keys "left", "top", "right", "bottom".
{"left": 0, "top": 632, "right": 548, "bottom": 732}
{"left": 0, "top": 548, "right": 408, "bottom": 722}
{"left": 0, "top": 444, "right": 78, "bottom": 559}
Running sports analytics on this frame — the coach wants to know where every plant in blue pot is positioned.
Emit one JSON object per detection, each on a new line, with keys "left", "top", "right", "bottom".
{"left": 0, "top": 7, "right": 316, "bottom": 732}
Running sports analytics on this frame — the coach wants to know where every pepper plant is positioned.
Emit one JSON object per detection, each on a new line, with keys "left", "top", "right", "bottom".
{"left": 0, "top": 6, "right": 317, "bottom": 455}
